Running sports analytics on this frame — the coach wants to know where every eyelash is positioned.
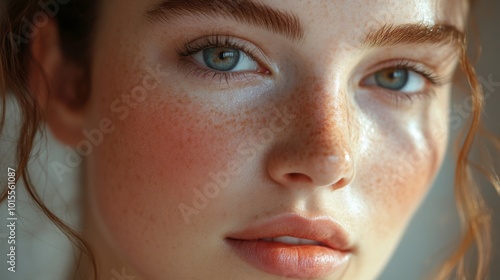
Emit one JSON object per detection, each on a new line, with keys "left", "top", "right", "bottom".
{"left": 176, "top": 35, "right": 447, "bottom": 105}
{"left": 393, "top": 60, "right": 442, "bottom": 86}
{"left": 365, "top": 60, "right": 446, "bottom": 104}
{"left": 176, "top": 35, "right": 267, "bottom": 83}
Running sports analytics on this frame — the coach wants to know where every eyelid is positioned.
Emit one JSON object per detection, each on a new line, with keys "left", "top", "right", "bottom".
{"left": 356, "top": 59, "right": 450, "bottom": 105}
{"left": 176, "top": 34, "right": 272, "bottom": 75}
{"left": 361, "top": 59, "right": 444, "bottom": 88}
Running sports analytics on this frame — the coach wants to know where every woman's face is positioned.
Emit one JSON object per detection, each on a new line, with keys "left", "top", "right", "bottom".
{"left": 77, "top": 0, "right": 466, "bottom": 279}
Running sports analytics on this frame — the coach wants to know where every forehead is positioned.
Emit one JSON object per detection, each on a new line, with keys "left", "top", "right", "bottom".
{"left": 101, "top": 0, "right": 468, "bottom": 23}
{"left": 268, "top": 0, "right": 468, "bottom": 31}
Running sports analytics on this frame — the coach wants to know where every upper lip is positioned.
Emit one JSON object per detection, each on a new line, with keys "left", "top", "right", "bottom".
{"left": 226, "top": 213, "right": 351, "bottom": 251}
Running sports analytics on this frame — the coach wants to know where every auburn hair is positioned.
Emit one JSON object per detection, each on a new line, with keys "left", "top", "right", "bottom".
{"left": 0, "top": 0, "right": 497, "bottom": 279}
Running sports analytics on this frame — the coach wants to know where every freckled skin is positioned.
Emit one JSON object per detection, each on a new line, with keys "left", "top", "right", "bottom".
{"left": 74, "top": 0, "right": 467, "bottom": 279}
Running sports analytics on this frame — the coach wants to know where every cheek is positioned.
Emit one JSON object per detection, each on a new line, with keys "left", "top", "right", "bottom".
{"left": 357, "top": 97, "right": 449, "bottom": 237}
{"left": 84, "top": 81, "right": 243, "bottom": 258}
{"left": 84, "top": 67, "right": 275, "bottom": 273}
{"left": 366, "top": 142, "right": 439, "bottom": 223}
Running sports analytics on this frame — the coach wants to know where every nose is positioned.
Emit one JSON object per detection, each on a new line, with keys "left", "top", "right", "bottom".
{"left": 267, "top": 81, "right": 356, "bottom": 190}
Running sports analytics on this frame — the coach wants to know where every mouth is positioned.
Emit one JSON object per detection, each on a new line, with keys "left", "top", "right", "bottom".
{"left": 259, "top": 236, "right": 328, "bottom": 246}
{"left": 226, "top": 214, "right": 352, "bottom": 279}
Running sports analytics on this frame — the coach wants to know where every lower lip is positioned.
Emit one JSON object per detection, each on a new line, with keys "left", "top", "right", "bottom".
{"left": 226, "top": 239, "right": 350, "bottom": 279}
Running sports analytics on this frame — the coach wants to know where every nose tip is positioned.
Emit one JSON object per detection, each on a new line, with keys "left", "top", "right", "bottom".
{"left": 329, "top": 153, "right": 356, "bottom": 189}
{"left": 268, "top": 148, "right": 355, "bottom": 190}
{"left": 325, "top": 153, "right": 355, "bottom": 189}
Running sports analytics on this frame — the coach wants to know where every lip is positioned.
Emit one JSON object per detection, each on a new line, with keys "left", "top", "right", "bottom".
{"left": 226, "top": 213, "right": 352, "bottom": 279}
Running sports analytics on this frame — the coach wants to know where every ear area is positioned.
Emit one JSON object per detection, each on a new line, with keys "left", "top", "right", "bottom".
{"left": 28, "top": 19, "right": 90, "bottom": 146}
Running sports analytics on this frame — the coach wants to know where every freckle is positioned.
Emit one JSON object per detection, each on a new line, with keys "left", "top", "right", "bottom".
{"left": 134, "top": 171, "right": 143, "bottom": 182}
{"left": 213, "top": 124, "right": 224, "bottom": 130}
{"left": 225, "top": 119, "right": 237, "bottom": 126}
{"left": 175, "top": 95, "right": 193, "bottom": 105}
{"left": 148, "top": 213, "right": 156, "bottom": 223}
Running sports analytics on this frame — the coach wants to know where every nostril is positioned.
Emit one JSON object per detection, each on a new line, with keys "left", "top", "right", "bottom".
{"left": 286, "top": 173, "right": 313, "bottom": 183}
{"left": 332, "top": 178, "right": 347, "bottom": 190}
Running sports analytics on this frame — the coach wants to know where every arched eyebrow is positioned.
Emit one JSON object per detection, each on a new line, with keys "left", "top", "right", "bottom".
{"left": 145, "top": 0, "right": 465, "bottom": 49}
{"left": 145, "top": 0, "right": 304, "bottom": 42}
{"left": 364, "top": 23, "right": 465, "bottom": 48}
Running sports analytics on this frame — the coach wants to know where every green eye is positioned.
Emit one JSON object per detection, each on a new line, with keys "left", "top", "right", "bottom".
{"left": 193, "top": 47, "right": 259, "bottom": 72}
{"left": 203, "top": 47, "right": 241, "bottom": 71}
{"left": 363, "top": 65, "right": 429, "bottom": 94}
{"left": 374, "top": 68, "right": 409, "bottom": 90}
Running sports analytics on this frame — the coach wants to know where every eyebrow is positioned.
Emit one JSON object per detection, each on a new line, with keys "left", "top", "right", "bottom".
{"left": 364, "top": 23, "right": 465, "bottom": 48}
{"left": 145, "top": 0, "right": 304, "bottom": 42}
{"left": 146, "top": 1, "right": 465, "bottom": 49}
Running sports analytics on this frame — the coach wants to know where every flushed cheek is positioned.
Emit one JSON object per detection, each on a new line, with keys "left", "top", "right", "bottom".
{"left": 378, "top": 149, "right": 436, "bottom": 220}
{"left": 85, "top": 90, "right": 248, "bottom": 259}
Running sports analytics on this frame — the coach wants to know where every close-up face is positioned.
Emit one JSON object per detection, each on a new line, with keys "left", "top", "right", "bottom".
{"left": 73, "top": 0, "right": 468, "bottom": 279}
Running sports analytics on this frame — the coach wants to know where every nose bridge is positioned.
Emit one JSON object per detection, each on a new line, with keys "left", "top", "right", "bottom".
{"left": 293, "top": 76, "right": 353, "bottom": 161}
{"left": 266, "top": 73, "right": 357, "bottom": 189}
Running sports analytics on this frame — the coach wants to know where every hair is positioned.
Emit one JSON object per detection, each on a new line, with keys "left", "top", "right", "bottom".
{"left": 0, "top": 0, "right": 498, "bottom": 279}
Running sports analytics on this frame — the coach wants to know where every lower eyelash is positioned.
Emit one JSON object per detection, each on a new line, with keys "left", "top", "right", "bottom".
{"left": 389, "top": 88, "right": 437, "bottom": 104}
{"left": 177, "top": 58, "right": 255, "bottom": 85}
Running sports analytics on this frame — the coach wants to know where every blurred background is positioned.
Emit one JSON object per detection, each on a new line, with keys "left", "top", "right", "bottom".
{"left": 380, "top": 0, "right": 500, "bottom": 278}
{"left": 0, "top": 0, "right": 499, "bottom": 280}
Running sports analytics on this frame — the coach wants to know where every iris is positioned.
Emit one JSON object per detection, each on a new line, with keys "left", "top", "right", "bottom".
{"left": 374, "top": 68, "right": 409, "bottom": 90}
{"left": 203, "top": 47, "right": 241, "bottom": 71}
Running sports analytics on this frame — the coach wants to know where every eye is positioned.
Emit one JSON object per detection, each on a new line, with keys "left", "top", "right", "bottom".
{"left": 192, "top": 47, "right": 259, "bottom": 72}
{"left": 364, "top": 67, "right": 426, "bottom": 92}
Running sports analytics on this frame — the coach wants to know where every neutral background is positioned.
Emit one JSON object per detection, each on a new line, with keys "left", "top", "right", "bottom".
{"left": 0, "top": 1, "right": 499, "bottom": 280}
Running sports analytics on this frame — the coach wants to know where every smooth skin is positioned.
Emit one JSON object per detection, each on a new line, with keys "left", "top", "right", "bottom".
{"left": 29, "top": 0, "right": 467, "bottom": 279}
